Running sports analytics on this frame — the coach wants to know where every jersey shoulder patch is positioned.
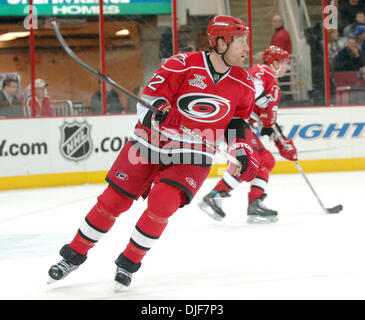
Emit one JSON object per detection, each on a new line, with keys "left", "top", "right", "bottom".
{"left": 162, "top": 52, "right": 203, "bottom": 72}
{"left": 169, "top": 53, "right": 189, "bottom": 66}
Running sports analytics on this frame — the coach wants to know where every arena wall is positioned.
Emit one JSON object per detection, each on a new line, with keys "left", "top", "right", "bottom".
{"left": 1, "top": 106, "right": 364, "bottom": 190}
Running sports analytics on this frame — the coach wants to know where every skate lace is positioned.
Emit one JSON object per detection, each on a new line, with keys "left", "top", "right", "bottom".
{"left": 57, "top": 260, "right": 74, "bottom": 272}
{"left": 212, "top": 193, "right": 226, "bottom": 208}
{"left": 258, "top": 199, "right": 270, "bottom": 210}
{"left": 117, "top": 267, "right": 132, "bottom": 278}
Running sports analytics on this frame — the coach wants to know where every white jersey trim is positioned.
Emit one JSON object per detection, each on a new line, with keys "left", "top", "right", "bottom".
{"left": 161, "top": 65, "right": 206, "bottom": 73}
{"left": 202, "top": 52, "right": 231, "bottom": 84}
{"left": 137, "top": 94, "right": 169, "bottom": 124}
{"left": 228, "top": 74, "right": 256, "bottom": 93}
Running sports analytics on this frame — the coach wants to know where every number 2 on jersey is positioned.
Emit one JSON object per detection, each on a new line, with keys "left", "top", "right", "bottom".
{"left": 147, "top": 74, "right": 165, "bottom": 91}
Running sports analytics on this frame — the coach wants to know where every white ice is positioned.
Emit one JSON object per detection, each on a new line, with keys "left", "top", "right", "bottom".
{"left": 0, "top": 171, "right": 364, "bottom": 300}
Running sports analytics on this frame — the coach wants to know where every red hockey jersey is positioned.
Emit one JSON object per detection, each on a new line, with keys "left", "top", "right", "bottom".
{"left": 248, "top": 64, "right": 281, "bottom": 127}
{"left": 131, "top": 51, "right": 256, "bottom": 166}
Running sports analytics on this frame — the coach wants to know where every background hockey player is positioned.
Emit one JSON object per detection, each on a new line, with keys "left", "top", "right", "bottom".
{"left": 47, "top": 15, "right": 260, "bottom": 289}
{"left": 199, "top": 45, "right": 298, "bottom": 224}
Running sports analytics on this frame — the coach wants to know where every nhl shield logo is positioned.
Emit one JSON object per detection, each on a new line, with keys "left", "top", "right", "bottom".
{"left": 60, "top": 121, "right": 92, "bottom": 161}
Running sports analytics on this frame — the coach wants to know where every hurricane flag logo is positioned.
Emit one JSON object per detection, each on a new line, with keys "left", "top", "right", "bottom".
{"left": 177, "top": 93, "right": 231, "bottom": 123}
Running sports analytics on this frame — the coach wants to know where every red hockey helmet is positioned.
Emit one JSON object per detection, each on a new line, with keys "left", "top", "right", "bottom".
{"left": 207, "top": 15, "right": 249, "bottom": 48}
{"left": 262, "top": 45, "right": 290, "bottom": 65}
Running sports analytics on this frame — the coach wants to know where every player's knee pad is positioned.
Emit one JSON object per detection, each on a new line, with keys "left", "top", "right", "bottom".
{"left": 97, "top": 185, "right": 134, "bottom": 218}
{"left": 147, "top": 182, "right": 184, "bottom": 219}
{"left": 259, "top": 150, "right": 275, "bottom": 172}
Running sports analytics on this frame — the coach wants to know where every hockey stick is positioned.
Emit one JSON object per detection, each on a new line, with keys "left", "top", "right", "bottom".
{"left": 272, "top": 125, "right": 343, "bottom": 214}
{"left": 50, "top": 19, "right": 240, "bottom": 167}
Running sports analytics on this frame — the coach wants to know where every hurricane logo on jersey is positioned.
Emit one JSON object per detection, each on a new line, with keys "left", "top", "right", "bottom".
{"left": 177, "top": 93, "right": 231, "bottom": 123}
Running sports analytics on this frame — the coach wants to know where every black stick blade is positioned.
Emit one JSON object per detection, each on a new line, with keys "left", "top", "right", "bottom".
{"left": 326, "top": 205, "right": 343, "bottom": 214}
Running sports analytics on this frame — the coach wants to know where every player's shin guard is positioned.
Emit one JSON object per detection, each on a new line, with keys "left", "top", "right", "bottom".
{"left": 116, "top": 183, "right": 183, "bottom": 287}
{"left": 248, "top": 150, "right": 275, "bottom": 203}
{"left": 69, "top": 185, "right": 134, "bottom": 256}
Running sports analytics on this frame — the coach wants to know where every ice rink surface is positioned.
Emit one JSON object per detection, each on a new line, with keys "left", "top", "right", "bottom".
{"left": 0, "top": 171, "right": 364, "bottom": 300}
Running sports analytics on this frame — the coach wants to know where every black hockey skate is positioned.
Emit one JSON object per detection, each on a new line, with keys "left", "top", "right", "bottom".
{"left": 114, "top": 253, "right": 141, "bottom": 291}
{"left": 247, "top": 194, "right": 278, "bottom": 224}
{"left": 198, "top": 190, "right": 231, "bottom": 221}
{"left": 47, "top": 244, "right": 87, "bottom": 284}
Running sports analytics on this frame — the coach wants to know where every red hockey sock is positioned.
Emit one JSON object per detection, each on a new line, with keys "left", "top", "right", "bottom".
{"left": 123, "top": 209, "right": 169, "bottom": 264}
{"left": 213, "top": 178, "right": 232, "bottom": 193}
{"left": 69, "top": 185, "right": 133, "bottom": 256}
{"left": 69, "top": 204, "right": 116, "bottom": 255}
{"left": 248, "top": 186, "right": 264, "bottom": 203}
{"left": 122, "top": 183, "right": 184, "bottom": 264}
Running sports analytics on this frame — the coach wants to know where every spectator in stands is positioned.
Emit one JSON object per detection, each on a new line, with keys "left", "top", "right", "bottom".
{"left": 126, "top": 84, "right": 143, "bottom": 114}
{"left": 334, "top": 36, "right": 365, "bottom": 71}
{"left": 158, "top": 17, "right": 184, "bottom": 62}
{"left": 182, "top": 40, "right": 198, "bottom": 53}
{"left": 25, "top": 78, "right": 53, "bottom": 117}
{"left": 305, "top": 22, "right": 336, "bottom": 105}
{"left": 328, "top": 29, "right": 347, "bottom": 70}
{"left": 354, "top": 25, "right": 365, "bottom": 49}
{"left": 343, "top": 11, "right": 365, "bottom": 36}
{"left": 270, "top": 15, "right": 292, "bottom": 54}
{"left": 339, "top": 0, "right": 365, "bottom": 33}
{"left": 271, "top": 14, "right": 292, "bottom": 102}
{"left": 91, "top": 80, "right": 125, "bottom": 115}
{"left": 0, "top": 77, "right": 20, "bottom": 108}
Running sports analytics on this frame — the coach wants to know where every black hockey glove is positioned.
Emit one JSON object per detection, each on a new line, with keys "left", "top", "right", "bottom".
{"left": 260, "top": 127, "right": 274, "bottom": 137}
{"left": 236, "top": 149, "right": 248, "bottom": 175}
{"left": 154, "top": 110, "right": 168, "bottom": 123}
{"left": 154, "top": 107, "right": 182, "bottom": 129}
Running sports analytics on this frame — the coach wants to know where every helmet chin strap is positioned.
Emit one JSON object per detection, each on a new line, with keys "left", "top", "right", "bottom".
{"left": 214, "top": 44, "right": 232, "bottom": 68}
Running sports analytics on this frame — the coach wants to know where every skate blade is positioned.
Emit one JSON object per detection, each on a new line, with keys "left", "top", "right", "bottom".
{"left": 198, "top": 202, "right": 224, "bottom": 221}
{"left": 47, "top": 277, "right": 58, "bottom": 285}
{"left": 114, "top": 281, "right": 128, "bottom": 293}
{"left": 247, "top": 215, "right": 278, "bottom": 224}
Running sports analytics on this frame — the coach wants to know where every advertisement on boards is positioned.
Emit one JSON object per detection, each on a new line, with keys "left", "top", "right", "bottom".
{"left": 0, "top": 106, "right": 364, "bottom": 189}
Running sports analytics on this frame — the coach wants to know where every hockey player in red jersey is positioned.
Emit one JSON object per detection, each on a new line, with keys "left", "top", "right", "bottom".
{"left": 47, "top": 15, "right": 260, "bottom": 288}
{"left": 199, "top": 45, "right": 298, "bottom": 224}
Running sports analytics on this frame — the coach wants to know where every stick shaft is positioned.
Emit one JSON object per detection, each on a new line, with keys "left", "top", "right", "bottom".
{"left": 294, "top": 161, "right": 328, "bottom": 214}
{"left": 51, "top": 20, "right": 147, "bottom": 111}
{"left": 51, "top": 20, "right": 240, "bottom": 167}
